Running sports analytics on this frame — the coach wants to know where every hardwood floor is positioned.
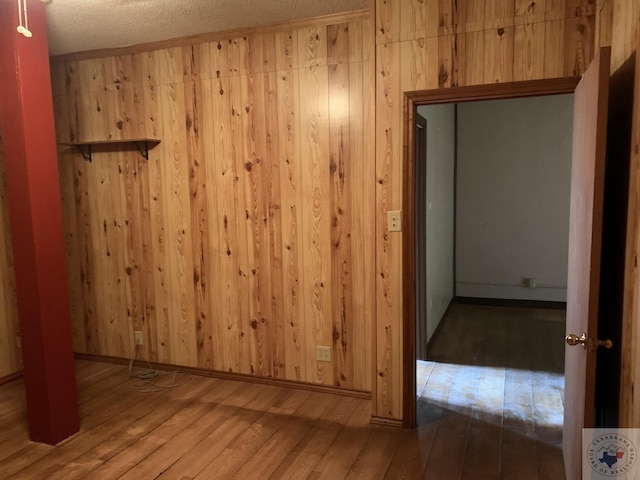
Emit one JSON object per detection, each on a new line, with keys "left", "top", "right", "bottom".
{"left": 418, "top": 303, "right": 566, "bottom": 480}
{"left": 0, "top": 304, "right": 565, "bottom": 479}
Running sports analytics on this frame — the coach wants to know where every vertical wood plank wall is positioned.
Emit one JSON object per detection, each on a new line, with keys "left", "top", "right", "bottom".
{"left": 3, "top": 0, "right": 638, "bottom": 424}
{"left": 614, "top": 0, "right": 640, "bottom": 428}
{"left": 0, "top": 136, "right": 22, "bottom": 379}
{"left": 373, "top": 0, "right": 601, "bottom": 420}
{"left": 50, "top": 11, "right": 375, "bottom": 393}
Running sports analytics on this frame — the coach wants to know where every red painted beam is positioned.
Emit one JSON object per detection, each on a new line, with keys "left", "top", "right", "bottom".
{"left": 0, "top": 0, "right": 79, "bottom": 444}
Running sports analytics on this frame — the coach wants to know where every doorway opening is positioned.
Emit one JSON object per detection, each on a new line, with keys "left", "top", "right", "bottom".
{"left": 402, "top": 78, "right": 580, "bottom": 426}
{"left": 400, "top": 78, "right": 581, "bottom": 477}
{"left": 401, "top": 48, "right": 632, "bottom": 479}
{"left": 413, "top": 90, "right": 574, "bottom": 475}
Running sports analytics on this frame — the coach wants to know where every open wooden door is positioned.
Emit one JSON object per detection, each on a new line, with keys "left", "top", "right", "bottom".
{"left": 563, "top": 46, "right": 611, "bottom": 479}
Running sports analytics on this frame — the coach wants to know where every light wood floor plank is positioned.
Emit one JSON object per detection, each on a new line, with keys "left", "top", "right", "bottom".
{"left": 0, "top": 370, "right": 172, "bottom": 478}
{"left": 229, "top": 391, "right": 330, "bottom": 479}
{"left": 381, "top": 423, "right": 438, "bottom": 479}
{"left": 153, "top": 380, "right": 268, "bottom": 479}
{"left": 0, "top": 304, "right": 565, "bottom": 479}
{"left": 193, "top": 388, "right": 322, "bottom": 479}
{"left": 15, "top": 376, "right": 215, "bottom": 479}
{"left": 266, "top": 396, "right": 361, "bottom": 479}
{"left": 17, "top": 393, "right": 174, "bottom": 479}
{"left": 55, "top": 389, "right": 220, "bottom": 480}
{"left": 306, "top": 401, "right": 375, "bottom": 479}
{"left": 344, "top": 426, "right": 403, "bottom": 479}
{"left": 422, "top": 411, "right": 472, "bottom": 479}
{"left": 90, "top": 377, "right": 239, "bottom": 480}
{"left": 157, "top": 403, "right": 265, "bottom": 479}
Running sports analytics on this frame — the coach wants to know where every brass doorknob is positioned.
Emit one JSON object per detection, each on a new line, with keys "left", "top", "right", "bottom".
{"left": 565, "top": 333, "right": 587, "bottom": 348}
{"left": 565, "top": 333, "right": 614, "bottom": 351}
{"left": 597, "top": 338, "right": 614, "bottom": 349}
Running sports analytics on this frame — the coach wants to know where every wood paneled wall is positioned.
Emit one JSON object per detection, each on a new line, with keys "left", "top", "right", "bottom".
{"left": 0, "top": 135, "right": 22, "bottom": 379}
{"left": 51, "top": 11, "right": 375, "bottom": 393}
{"left": 6, "top": 0, "right": 633, "bottom": 425}
{"left": 373, "top": 0, "right": 600, "bottom": 420}
{"left": 608, "top": 0, "right": 638, "bottom": 71}
{"left": 614, "top": 0, "right": 640, "bottom": 428}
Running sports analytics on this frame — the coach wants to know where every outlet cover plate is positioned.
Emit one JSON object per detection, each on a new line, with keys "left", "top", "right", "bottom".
{"left": 316, "top": 346, "right": 331, "bottom": 362}
{"left": 134, "top": 331, "right": 143, "bottom": 346}
{"left": 388, "top": 210, "right": 402, "bottom": 232}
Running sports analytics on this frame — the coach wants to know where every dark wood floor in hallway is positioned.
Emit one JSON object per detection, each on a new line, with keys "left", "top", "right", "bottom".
{"left": 0, "top": 304, "right": 565, "bottom": 479}
{"left": 417, "top": 303, "right": 566, "bottom": 479}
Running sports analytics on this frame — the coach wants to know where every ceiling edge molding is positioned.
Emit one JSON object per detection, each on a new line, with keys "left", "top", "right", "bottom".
{"left": 50, "top": 8, "right": 370, "bottom": 64}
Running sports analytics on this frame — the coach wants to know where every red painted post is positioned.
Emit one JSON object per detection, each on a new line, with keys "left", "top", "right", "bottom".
{"left": 0, "top": 0, "right": 79, "bottom": 444}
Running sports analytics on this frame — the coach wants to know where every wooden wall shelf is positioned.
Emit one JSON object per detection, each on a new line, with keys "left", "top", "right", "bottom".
{"left": 59, "top": 138, "right": 161, "bottom": 162}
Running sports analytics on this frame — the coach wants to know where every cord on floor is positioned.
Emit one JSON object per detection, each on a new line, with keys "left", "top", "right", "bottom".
{"left": 128, "top": 344, "right": 191, "bottom": 393}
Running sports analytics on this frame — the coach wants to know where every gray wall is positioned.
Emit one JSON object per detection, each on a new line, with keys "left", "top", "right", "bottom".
{"left": 455, "top": 94, "right": 574, "bottom": 302}
{"left": 417, "top": 104, "right": 455, "bottom": 342}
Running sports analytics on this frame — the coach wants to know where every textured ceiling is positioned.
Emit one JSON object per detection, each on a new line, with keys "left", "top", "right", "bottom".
{"left": 44, "top": 0, "right": 369, "bottom": 56}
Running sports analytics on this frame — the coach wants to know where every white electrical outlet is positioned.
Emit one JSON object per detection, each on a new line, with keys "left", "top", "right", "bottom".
{"left": 134, "top": 331, "right": 143, "bottom": 346}
{"left": 316, "top": 346, "right": 331, "bottom": 362}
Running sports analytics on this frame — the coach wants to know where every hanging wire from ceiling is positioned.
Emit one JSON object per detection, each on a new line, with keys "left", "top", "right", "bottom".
{"left": 16, "top": 0, "right": 50, "bottom": 38}
{"left": 16, "top": 0, "right": 32, "bottom": 38}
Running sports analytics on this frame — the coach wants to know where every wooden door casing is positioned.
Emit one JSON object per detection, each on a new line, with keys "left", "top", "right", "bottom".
{"left": 400, "top": 77, "right": 580, "bottom": 429}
